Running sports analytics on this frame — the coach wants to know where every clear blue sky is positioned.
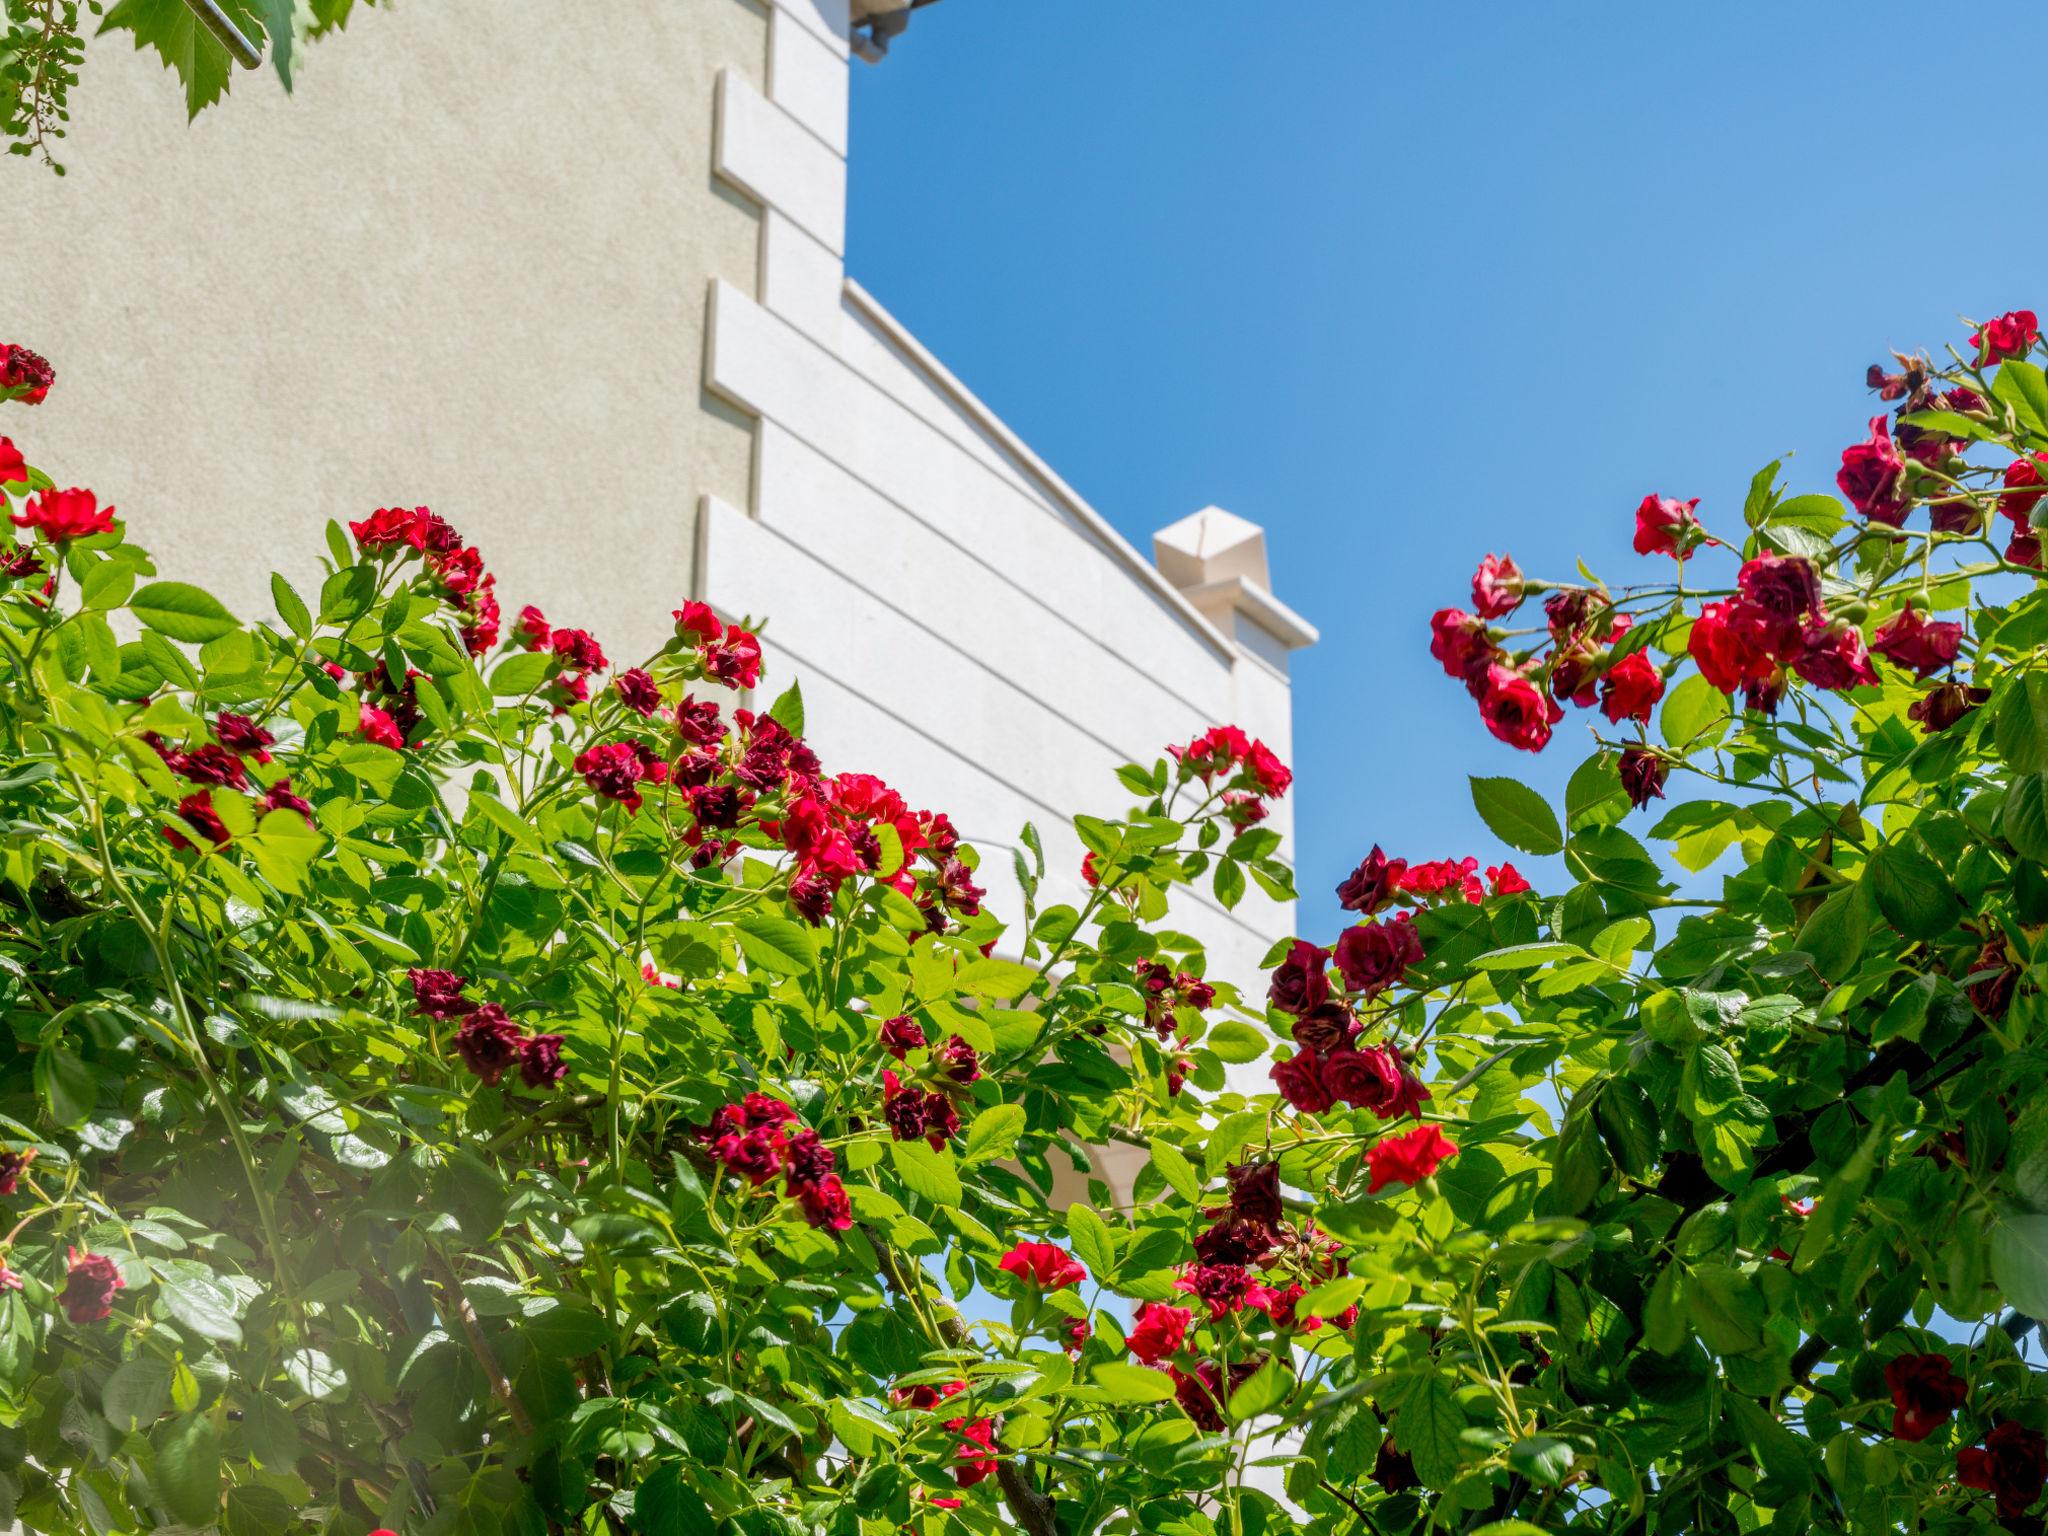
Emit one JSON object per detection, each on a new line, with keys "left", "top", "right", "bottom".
{"left": 846, "top": 2, "right": 2048, "bottom": 937}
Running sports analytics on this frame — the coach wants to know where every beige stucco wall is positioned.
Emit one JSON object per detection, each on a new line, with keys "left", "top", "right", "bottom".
{"left": 13, "top": 0, "right": 767, "bottom": 662}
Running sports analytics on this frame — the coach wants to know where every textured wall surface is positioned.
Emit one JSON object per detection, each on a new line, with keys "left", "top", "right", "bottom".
{"left": 14, "top": 0, "right": 768, "bottom": 661}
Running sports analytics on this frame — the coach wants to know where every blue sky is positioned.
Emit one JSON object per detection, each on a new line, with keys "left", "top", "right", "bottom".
{"left": 847, "top": 2, "right": 2048, "bottom": 937}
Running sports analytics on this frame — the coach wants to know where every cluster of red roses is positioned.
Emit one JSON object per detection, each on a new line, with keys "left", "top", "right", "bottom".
{"left": 349, "top": 505, "right": 501, "bottom": 656}
{"left": 2, "top": 353, "right": 114, "bottom": 585}
{"left": 1167, "top": 724, "right": 1292, "bottom": 830}
{"left": 1133, "top": 959, "right": 1216, "bottom": 1097}
{"left": 699, "top": 1092, "right": 851, "bottom": 1233}
{"left": 1880, "top": 1351, "right": 2047, "bottom": 1519}
{"left": 673, "top": 600, "right": 764, "bottom": 691}
{"left": 408, "top": 968, "right": 569, "bottom": 1092}
{"left": 877, "top": 1012, "right": 978, "bottom": 1152}
{"left": 889, "top": 1378, "right": 997, "bottom": 1492}
{"left": 1339, "top": 845, "right": 1527, "bottom": 911}
{"left": 146, "top": 710, "right": 314, "bottom": 853}
{"left": 509, "top": 605, "right": 611, "bottom": 712}
{"left": 0, "top": 345, "right": 52, "bottom": 407}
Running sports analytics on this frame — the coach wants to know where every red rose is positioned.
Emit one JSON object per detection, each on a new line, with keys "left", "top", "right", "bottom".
{"left": 1869, "top": 608, "right": 1962, "bottom": 679}
{"left": 59, "top": 1249, "right": 122, "bottom": 1324}
{"left": 1633, "top": 494, "right": 1701, "bottom": 557}
{"left": 878, "top": 1014, "right": 926, "bottom": 1058}
{"left": 0, "top": 438, "right": 24, "bottom": 487}
{"left": 359, "top": 704, "right": 406, "bottom": 751}
{"left": 1266, "top": 940, "right": 1332, "bottom": 1017}
{"left": 1736, "top": 555, "right": 1823, "bottom": 650}
{"left": 517, "top": 1033, "right": 568, "bottom": 1089}
{"left": 0, "top": 1148, "right": 34, "bottom": 1197}
{"left": 213, "top": 711, "right": 275, "bottom": 762}
{"left": 615, "top": 668, "right": 661, "bottom": 716}
{"left": 515, "top": 605, "right": 551, "bottom": 650}
{"left": 1470, "top": 553, "right": 1524, "bottom": 619}
{"left": 1837, "top": 415, "right": 1910, "bottom": 526}
{"left": 998, "top": 1241, "right": 1087, "bottom": 1290}
{"left": 1336, "top": 845, "right": 1406, "bottom": 914}
{"left": 1242, "top": 739, "right": 1292, "bottom": 799}
{"left": 1618, "top": 746, "right": 1669, "bottom": 809}
{"left": 163, "top": 792, "right": 232, "bottom": 851}
{"left": 1401, "top": 857, "right": 1482, "bottom": 904}
{"left": 673, "top": 600, "right": 723, "bottom": 643}
{"left": 1365, "top": 1124, "right": 1456, "bottom": 1193}
{"left": 1176, "top": 1262, "right": 1256, "bottom": 1319}
{"left": 950, "top": 1417, "right": 999, "bottom": 1488}
{"left": 1790, "top": 621, "right": 1878, "bottom": 692}
{"left": 1333, "top": 915, "right": 1423, "bottom": 996}
{"left": 1429, "top": 608, "right": 1497, "bottom": 687}
{"left": 1477, "top": 664, "right": 1564, "bottom": 753}
{"left": 13, "top": 487, "right": 113, "bottom": 543}
{"left": 1487, "top": 863, "right": 1530, "bottom": 896}
{"left": 1688, "top": 600, "right": 1777, "bottom": 694}
{"left": 937, "top": 1033, "right": 981, "bottom": 1084}
{"left": 1127, "top": 1302, "right": 1192, "bottom": 1364}
{"left": 0, "top": 345, "right": 54, "bottom": 406}
{"left": 1225, "top": 1160, "right": 1284, "bottom": 1226}
{"left": 1270, "top": 1051, "right": 1335, "bottom": 1114}
{"left": 1599, "top": 651, "right": 1665, "bottom": 725}
{"left": 348, "top": 506, "right": 455, "bottom": 554}
{"left": 793, "top": 1172, "right": 852, "bottom": 1231}
{"left": 1908, "top": 681, "right": 1989, "bottom": 735}
{"left": 2003, "top": 454, "right": 2048, "bottom": 527}
{"left": 1883, "top": 1352, "right": 1966, "bottom": 1442}
{"left": 1972, "top": 309, "right": 2040, "bottom": 366}
{"left": 454, "top": 1005, "right": 525, "bottom": 1085}
{"left": 1958, "top": 1421, "right": 2048, "bottom": 1519}
{"left": 575, "top": 740, "right": 655, "bottom": 812}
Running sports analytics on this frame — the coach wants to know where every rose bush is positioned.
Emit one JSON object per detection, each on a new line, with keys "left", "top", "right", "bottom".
{"left": 9, "top": 303, "right": 2048, "bottom": 1536}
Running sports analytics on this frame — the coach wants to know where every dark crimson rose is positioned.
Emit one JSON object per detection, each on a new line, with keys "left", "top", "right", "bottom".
{"left": 1323, "top": 1044, "right": 1403, "bottom": 1112}
{"left": 1486, "top": 863, "right": 1530, "bottom": 897}
{"left": 0, "top": 345, "right": 54, "bottom": 405}
{"left": 1632, "top": 494, "right": 1701, "bottom": 557}
{"left": 1790, "top": 621, "right": 1878, "bottom": 692}
{"left": 937, "top": 1033, "right": 981, "bottom": 1084}
{"left": 1270, "top": 1051, "right": 1335, "bottom": 1114}
{"left": 407, "top": 968, "right": 473, "bottom": 1019}
{"left": 13, "top": 487, "right": 113, "bottom": 543}
{"left": 1267, "top": 939, "right": 1332, "bottom": 1016}
{"left": 881, "top": 1075, "right": 928, "bottom": 1143}
{"left": 1867, "top": 358, "right": 1923, "bottom": 401}
{"left": 716, "top": 1125, "right": 786, "bottom": 1186}
{"left": 1618, "top": 746, "right": 1669, "bottom": 810}
{"left": 213, "top": 711, "right": 274, "bottom": 762}
{"left": 878, "top": 1013, "right": 926, "bottom": 1058}
{"left": 2011, "top": 526, "right": 2044, "bottom": 569}
{"left": 1929, "top": 491, "right": 1985, "bottom": 536}
{"left": 1477, "top": 664, "right": 1564, "bottom": 753}
{"left": 454, "top": 1005, "right": 525, "bottom": 1086}
{"left": 0, "top": 1148, "right": 31, "bottom": 1197}
{"left": 891, "top": 1379, "right": 966, "bottom": 1411}
{"left": 792, "top": 1172, "right": 852, "bottom": 1231}
{"left": 1336, "top": 845, "right": 1406, "bottom": 914}
{"left": 1869, "top": 607, "right": 1962, "bottom": 679}
{"left": 1225, "top": 1160, "right": 1284, "bottom": 1226}
{"left": 171, "top": 743, "right": 250, "bottom": 789}
{"left": 1544, "top": 585, "right": 1604, "bottom": 637}
{"left": 1289, "top": 1002, "right": 1355, "bottom": 1055}
{"left": 549, "top": 627, "right": 610, "bottom": 674}
{"left": 614, "top": 668, "right": 661, "bottom": 716}
{"left": 1884, "top": 1353, "right": 1967, "bottom": 1442}
{"left": 1126, "top": 1302, "right": 1191, "bottom": 1365}
{"left": 1470, "top": 553, "right": 1524, "bottom": 619}
{"left": 1972, "top": 308, "right": 2040, "bottom": 366}
{"left": 1193, "top": 1216, "right": 1276, "bottom": 1267}
{"left": 1429, "top": 608, "right": 1496, "bottom": 684}
{"left": 998, "top": 1241, "right": 1087, "bottom": 1289}
{"left": 1333, "top": 915, "right": 1423, "bottom": 997}
{"left": 518, "top": 1033, "right": 568, "bottom": 1089}
{"left": 1688, "top": 600, "right": 1777, "bottom": 694}
{"left": 1372, "top": 1440, "right": 1421, "bottom": 1493}
{"left": 1598, "top": 651, "right": 1665, "bottom": 725}
{"left": 675, "top": 694, "right": 726, "bottom": 746}
{"left": 1743, "top": 669, "right": 1789, "bottom": 717}
{"left": 1365, "top": 1124, "right": 1457, "bottom": 1193}
{"left": 788, "top": 871, "right": 835, "bottom": 924}
{"left": 1169, "top": 1361, "right": 1252, "bottom": 1433}
{"left": 59, "top": 1249, "right": 123, "bottom": 1324}
{"left": 576, "top": 740, "right": 654, "bottom": 812}
{"left": 934, "top": 857, "right": 985, "bottom": 916}
{"left": 1384, "top": 1065, "right": 1432, "bottom": 1121}
{"left": 1958, "top": 1421, "right": 2048, "bottom": 1519}
{"left": 163, "top": 792, "right": 232, "bottom": 851}
{"left": 1908, "top": 681, "right": 1989, "bottom": 735}
{"left": 1177, "top": 1262, "right": 1256, "bottom": 1319}
{"left": 1837, "top": 415, "right": 1910, "bottom": 525}
{"left": 1547, "top": 630, "right": 1602, "bottom": 706}
{"left": 1968, "top": 937, "right": 2019, "bottom": 1019}
{"left": 1736, "top": 554, "right": 1823, "bottom": 649}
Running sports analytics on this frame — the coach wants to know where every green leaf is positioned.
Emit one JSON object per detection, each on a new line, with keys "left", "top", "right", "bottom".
{"left": 1065, "top": 1203, "right": 1116, "bottom": 1277}
{"left": 961, "top": 1104, "right": 1025, "bottom": 1166}
{"left": 1997, "top": 358, "right": 2048, "bottom": 436}
{"left": 955, "top": 956, "right": 1037, "bottom": 1001}
{"left": 269, "top": 572, "right": 311, "bottom": 638}
{"left": 1866, "top": 837, "right": 1957, "bottom": 941}
{"left": 254, "top": 0, "right": 294, "bottom": 88}
{"left": 889, "top": 1141, "right": 961, "bottom": 1207}
{"left": 1997, "top": 675, "right": 2048, "bottom": 773}
{"left": 101, "top": 0, "right": 261, "bottom": 117}
{"left": 733, "top": 914, "right": 817, "bottom": 976}
{"left": 1687, "top": 1263, "right": 1765, "bottom": 1354}
{"left": 767, "top": 679, "right": 804, "bottom": 736}
{"left": 1150, "top": 1139, "right": 1201, "bottom": 1203}
{"left": 33, "top": 1043, "right": 94, "bottom": 1128}
{"left": 1301, "top": 1275, "right": 1365, "bottom": 1319}
{"left": 225, "top": 1482, "right": 292, "bottom": 1536}
{"left": 1202, "top": 1020, "right": 1268, "bottom": 1064}
{"left": 1660, "top": 672, "right": 1730, "bottom": 753}
{"left": 159, "top": 1275, "right": 243, "bottom": 1345}
{"left": 634, "top": 1463, "right": 718, "bottom": 1536}
{"left": 101, "top": 1357, "right": 172, "bottom": 1432}
{"left": 153, "top": 1412, "right": 221, "bottom": 1524}
{"left": 79, "top": 559, "right": 136, "bottom": 612}
{"left": 1794, "top": 886, "right": 1869, "bottom": 982}
{"left": 488, "top": 651, "right": 554, "bottom": 697}
{"left": 1991, "top": 1214, "right": 2048, "bottom": 1318}
{"left": 1394, "top": 1374, "right": 1466, "bottom": 1488}
{"left": 2006, "top": 774, "right": 2048, "bottom": 864}
{"left": 1470, "top": 776, "right": 1564, "bottom": 856}
{"left": 245, "top": 808, "right": 323, "bottom": 895}
{"left": 470, "top": 791, "right": 543, "bottom": 853}
{"left": 1508, "top": 1435, "right": 1574, "bottom": 1489}
{"left": 1565, "top": 750, "right": 1628, "bottom": 833}
{"left": 130, "top": 580, "right": 240, "bottom": 643}
{"left": 1090, "top": 1362, "right": 1175, "bottom": 1403}
{"left": 1213, "top": 856, "right": 1246, "bottom": 909}
{"left": 1227, "top": 1356, "right": 1291, "bottom": 1421}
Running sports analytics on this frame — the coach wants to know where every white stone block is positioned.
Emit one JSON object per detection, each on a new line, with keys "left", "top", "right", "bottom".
{"left": 715, "top": 69, "right": 847, "bottom": 255}
{"left": 768, "top": 5, "right": 850, "bottom": 154}
{"left": 761, "top": 213, "right": 845, "bottom": 346}
{"left": 774, "top": 0, "right": 851, "bottom": 56}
